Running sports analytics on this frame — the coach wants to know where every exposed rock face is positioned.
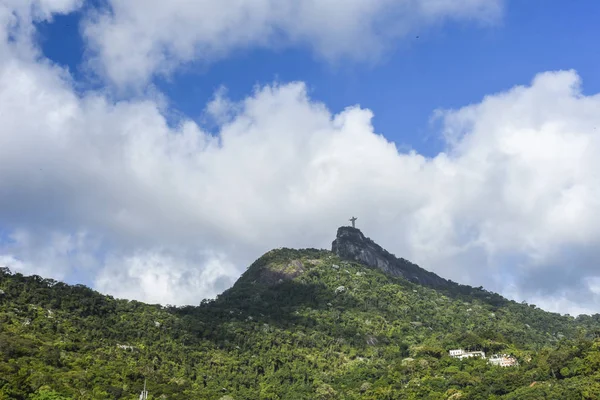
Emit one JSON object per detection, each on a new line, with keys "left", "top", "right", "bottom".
{"left": 331, "top": 227, "right": 452, "bottom": 289}
{"left": 256, "top": 259, "right": 305, "bottom": 286}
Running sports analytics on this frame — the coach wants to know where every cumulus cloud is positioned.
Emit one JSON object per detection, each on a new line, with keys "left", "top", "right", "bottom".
{"left": 1, "top": 1, "right": 600, "bottom": 314}
{"left": 417, "top": 71, "right": 600, "bottom": 314}
{"left": 2, "top": 33, "right": 600, "bottom": 314}
{"left": 0, "top": 0, "right": 81, "bottom": 40}
{"left": 96, "top": 251, "right": 239, "bottom": 305}
{"left": 82, "top": 0, "right": 504, "bottom": 88}
{"left": 1, "top": 0, "right": 81, "bottom": 19}
{"left": 0, "top": 230, "right": 99, "bottom": 280}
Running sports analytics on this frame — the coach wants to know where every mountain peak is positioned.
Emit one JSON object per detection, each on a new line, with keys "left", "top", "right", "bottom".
{"left": 332, "top": 226, "right": 452, "bottom": 289}
{"left": 334, "top": 225, "right": 364, "bottom": 238}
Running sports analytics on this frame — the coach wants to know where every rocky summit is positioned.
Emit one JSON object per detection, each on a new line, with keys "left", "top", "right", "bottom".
{"left": 332, "top": 226, "right": 452, "bottom": 289}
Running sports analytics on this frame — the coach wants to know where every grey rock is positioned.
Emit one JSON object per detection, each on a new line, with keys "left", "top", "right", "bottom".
{"left": 365, "top": 335, "right": 378, "bottom": 346}
{"left": 331, "top": 227, "right": 453, "bottom": 289}
{"left": 255, "top": 259, "right": 305, "bottom": 286}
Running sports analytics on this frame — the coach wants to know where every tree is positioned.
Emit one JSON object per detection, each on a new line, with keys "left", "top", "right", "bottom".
{"left": 30, "top": 388, "right": 70, "bottom": 400}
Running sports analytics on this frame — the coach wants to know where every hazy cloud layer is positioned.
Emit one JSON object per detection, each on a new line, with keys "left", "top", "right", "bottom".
{"left": 82, "top": 0, "right": 503, "bottom": 88}
{"left": 1, "top": 1, "right": 599, "bottom": 315}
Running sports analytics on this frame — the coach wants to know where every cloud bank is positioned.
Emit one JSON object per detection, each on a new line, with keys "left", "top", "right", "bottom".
{"left": 82, "top": 0, "right": 503, "bottom": 88}
{"left": 1, "top": 0, "right": 599, "bottom": 315}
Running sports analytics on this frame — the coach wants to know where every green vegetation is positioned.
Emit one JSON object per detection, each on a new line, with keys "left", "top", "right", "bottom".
{"left": 2, "top": 249, "right": 600, "bottom": 399}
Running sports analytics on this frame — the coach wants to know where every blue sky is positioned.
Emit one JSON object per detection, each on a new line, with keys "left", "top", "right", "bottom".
{"left": 2, "top": 0, "right": 600, "bottom": 314}
{"left": 37, "top": 0, "right": 600, "bottom": 157}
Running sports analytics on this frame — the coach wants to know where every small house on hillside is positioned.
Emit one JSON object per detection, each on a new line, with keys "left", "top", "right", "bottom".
{"left": 488, "top": 354, "right": 518, "bottom": 367}
{"left": 449, "top": 349, "right": 486, "bottom": 359}
{"left": 449, "top": 349, "right": 518, "bottom": 367}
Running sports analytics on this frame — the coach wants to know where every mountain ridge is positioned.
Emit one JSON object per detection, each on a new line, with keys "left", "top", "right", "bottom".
{"left": 2, "top": 228, "right": 600, "bottom": 399}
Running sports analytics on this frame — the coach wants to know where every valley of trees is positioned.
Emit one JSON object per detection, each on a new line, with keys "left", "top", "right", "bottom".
{"left": 2, "top": 249, "right": 600, "bottom": 399}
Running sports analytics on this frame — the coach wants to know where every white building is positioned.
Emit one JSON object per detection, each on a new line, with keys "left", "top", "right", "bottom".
{"left": 449, "top": 349, "right": 464, "bottom": 357}
{"left": 449, "top": 349, "right": 486, "bottom": 360}
{"left": 488, "top": 354, "right": 518, "bottom": 367}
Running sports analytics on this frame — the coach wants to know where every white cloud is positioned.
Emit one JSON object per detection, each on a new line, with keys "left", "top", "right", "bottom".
{"left": 0, "top": 0, "right": 81, "bottom": 39}
{"left": 0, "top": 229, "right": 99, "bottom": 280}
{"left": 415, "top": 70, "right": 600, "bottom": 314}
{"left": 96, "top": 251, "right": 238, "bottom": 305}
{"left": 1, "top": 0, "right": 81, "bottom": 20}
{"left": 82, "top": 0, "right": 504, "bottom": 88}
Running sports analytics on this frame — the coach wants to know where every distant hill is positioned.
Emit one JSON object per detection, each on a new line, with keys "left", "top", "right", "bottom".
{"left": 1, "top": 227, "right": 600, "bottom": 399}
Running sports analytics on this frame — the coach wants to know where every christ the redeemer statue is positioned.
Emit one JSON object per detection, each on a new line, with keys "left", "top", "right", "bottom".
{"left": 349, "top": 216, "right": 357, "bottom": 228}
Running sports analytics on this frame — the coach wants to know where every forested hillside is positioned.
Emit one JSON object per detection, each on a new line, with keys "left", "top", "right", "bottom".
{"left": 2, "top": 246, "right": 600, "bottom": 399}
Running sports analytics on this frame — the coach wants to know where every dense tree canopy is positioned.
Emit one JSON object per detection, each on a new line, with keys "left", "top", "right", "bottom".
{"left": 1, "top": 251, "right": 600, "bottom": 399}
